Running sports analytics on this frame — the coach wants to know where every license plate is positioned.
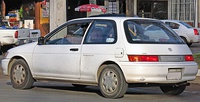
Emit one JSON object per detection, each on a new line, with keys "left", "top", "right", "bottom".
{"left": 167, "top": 68, "right": 182, "bottom": 80}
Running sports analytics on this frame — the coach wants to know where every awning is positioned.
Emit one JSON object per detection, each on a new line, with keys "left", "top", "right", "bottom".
{"left": 4, "top": 0, "right": 43, "bottom": 14}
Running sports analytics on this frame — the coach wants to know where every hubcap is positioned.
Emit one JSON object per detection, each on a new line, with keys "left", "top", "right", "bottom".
{"left": 102, "top": 70, "right": 118, "bottom": 93}
{"left": 12, "top": 64, "right": 26, "bottom": 85}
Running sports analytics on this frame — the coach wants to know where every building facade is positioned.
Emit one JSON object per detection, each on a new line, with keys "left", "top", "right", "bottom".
{"left": 1, "top": 0, "right": 200, "bottom": 36}
{"left": 49, "top": 0, "right": 200, "bottom": 32}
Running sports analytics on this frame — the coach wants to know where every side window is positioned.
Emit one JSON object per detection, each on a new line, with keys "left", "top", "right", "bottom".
{"left": 165, "top": 22, "right": 180, "bottom": 29}
{"left": 46, "top": 22, "right": 90, "bottom": 45}
{"left": 84, "top": 20, "right": 117, "bottom": 44}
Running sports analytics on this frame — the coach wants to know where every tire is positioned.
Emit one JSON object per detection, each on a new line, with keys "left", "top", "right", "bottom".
{"left": 72, "top": 84, "right": 87, "bottom": 89}
{"left": 187, "top": 43, "right": 192, "bottom": 46}
{"left": 10, "top": 59, "right": 34, "bottom": 89}
{"left": 98, "top": 64, "right": 128, "bottom": 98}
{"left": 180, "top": 37, "right": 192, "bottom": 46}
{"left": 1, "top": 45, "right": 14, "bottom": 53}
{"left": 160, "top": 85, "right": 186, "bottom": 95}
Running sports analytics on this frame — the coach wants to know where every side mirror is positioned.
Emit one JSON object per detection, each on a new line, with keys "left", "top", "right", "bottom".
{"left": 38, "top": 37, "right": 45, "bottom": 45}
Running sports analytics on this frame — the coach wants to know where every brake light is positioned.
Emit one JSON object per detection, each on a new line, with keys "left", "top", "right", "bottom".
{"left": 128, "top": 55, "right": 159, "bottom": 62}
{"left": 185, "top": 55, "right": 194, "bottom": 61}
{"left": 194, "top": 29, "right": 199, "bottom": 35}
{"left": 14, "top": 31, "right": 18, "bottom": 38}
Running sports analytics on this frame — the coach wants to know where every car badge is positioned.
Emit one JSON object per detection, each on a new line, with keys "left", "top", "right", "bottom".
{"left": 168, "top": 48, "right": 172, "bottom": 52}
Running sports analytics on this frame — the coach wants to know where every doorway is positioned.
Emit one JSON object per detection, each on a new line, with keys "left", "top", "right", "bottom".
{"left": 67, "top": 0, "right": 89, "bottom": 20}
{"left": 137, "top": 0, "right": 168, "bottom": 19}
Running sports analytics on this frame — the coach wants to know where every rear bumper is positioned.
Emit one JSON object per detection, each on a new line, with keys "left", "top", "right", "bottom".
{"left": 120, "top": 62, "right": 198, "bottom": 84}
{"left": 190, "top": 35, "right": 200, "bottom": 43}
{"left": 0, "top": 38, "right": 17, "bottom": 45}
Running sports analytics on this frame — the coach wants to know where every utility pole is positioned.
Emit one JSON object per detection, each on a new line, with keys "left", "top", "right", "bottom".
{"left": 49, "top": 0, "right": 66, "bottom": 31}
{"left": 1, "top": 0, "right": 6, "bottom": 19}
{"left": 126, "top": 0, "right": 135, "bottom": 17}
{"left": 194, "top": 0, "right": 198, "bottom": 28}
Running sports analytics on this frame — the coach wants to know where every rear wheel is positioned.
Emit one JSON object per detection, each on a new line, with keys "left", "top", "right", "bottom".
{"left": 10, "top": 59, "right": 34, "bottom": 89}
{"left": 180, "top": 37, "right": 192, "bottom": 46}
{"left": 98, "top": 64, "right": 128, "bottom": 98}
{"left": 160, "top": 85, "right": 186, "bottom": 95}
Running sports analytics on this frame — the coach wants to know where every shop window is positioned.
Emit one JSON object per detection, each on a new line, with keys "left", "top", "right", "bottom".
{"left": 22, "top": 2, "right": 35, "bottom": 19}
{"left": 138, "top": 1, "right": 167, "bottom": 19}
{"left": 96, "top": 0, "right": 104, "bottom": 5}
{"left": 170, "top": 0, "right": 195, "bottom": 21}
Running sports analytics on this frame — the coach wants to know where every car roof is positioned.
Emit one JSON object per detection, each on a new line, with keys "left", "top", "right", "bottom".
{"left": 161, "top": 20, "right": 182, "bottom": 23}
{"left": 89, "top": 13, "right": 127, "bottom": 17}
{"left": 69, "top": 15, "right": 159, "bottom": 23}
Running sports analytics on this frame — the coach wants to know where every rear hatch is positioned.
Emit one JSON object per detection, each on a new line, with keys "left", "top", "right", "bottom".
{"left": 125, "top": 44, "right": 193, "bottom": 62}
{"left": 17, "top": 29, "right": 30, "bottom": 44}
{"left": 123, "top": 19, "right": 193, "bottom": 62}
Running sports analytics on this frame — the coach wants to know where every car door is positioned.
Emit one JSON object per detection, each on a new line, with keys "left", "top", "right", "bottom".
{"left": 32, "top": 20, "right": 91, "bottom": 79}
{"left": 80, "top": 19, "right": 118, "bottom": 81}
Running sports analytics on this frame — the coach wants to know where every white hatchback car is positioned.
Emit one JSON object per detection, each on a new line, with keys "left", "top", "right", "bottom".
{"left": 161, "top": 20, "right": 200, "bottom": 46}
{"left": 1, "top": 15, "right": 198, "bottom": 98}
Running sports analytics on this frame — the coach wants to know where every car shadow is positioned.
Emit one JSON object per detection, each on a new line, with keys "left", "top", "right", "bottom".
{"left": 6, "top": 81, "right": 163, "bottom": 97}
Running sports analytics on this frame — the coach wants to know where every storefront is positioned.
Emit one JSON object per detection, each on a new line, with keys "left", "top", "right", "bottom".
{"left": 2, "top": 0, "right": 49, "bottom": 36}
{"left": 168, "top": 0, "right": 199, "bottom": 27}
{"left": 66, "top": 0, "right": 168, "bottom": 19}
{"left": 3, "top": 0, "right": 198, "bottom": 36}
{"left": 136, "top": 0, "right": 199, "bottom": 27}
{"left": 137, "top": 0, "right": 168, "bottom": 19}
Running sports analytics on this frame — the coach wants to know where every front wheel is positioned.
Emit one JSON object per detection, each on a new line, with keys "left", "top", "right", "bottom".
{"left": 98, "top": 64, "right": 128, "bottom": 98}
{"left": 10, "top": 59, "right": 34, "bottom": 89}
{"left": 160, "top": 85, "right": 186, "bottom": 95}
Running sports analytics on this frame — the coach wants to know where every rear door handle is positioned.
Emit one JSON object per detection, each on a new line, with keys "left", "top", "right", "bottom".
{"left": 70, "top": 48, "right": 79, "bottom": 51}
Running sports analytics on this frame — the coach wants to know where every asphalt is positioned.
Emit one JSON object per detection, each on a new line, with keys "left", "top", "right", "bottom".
{"left": 190, "top": 76, "right": 200, "bottom": 84}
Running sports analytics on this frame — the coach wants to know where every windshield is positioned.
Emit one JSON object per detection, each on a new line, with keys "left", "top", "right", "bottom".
{"left": 124, "top": 20, "right": 184, "bottom": 44}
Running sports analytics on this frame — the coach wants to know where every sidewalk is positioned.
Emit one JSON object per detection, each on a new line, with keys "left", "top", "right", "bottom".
{"left": 197, "top": 69, "right": 200, "bottom": 76}
{"left": 190, "top": 69, "right": 200, "bottom": 84}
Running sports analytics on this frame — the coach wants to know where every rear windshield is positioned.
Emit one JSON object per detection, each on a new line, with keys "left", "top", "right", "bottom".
{"left": 179, "top": 21, "right": 193, "bottom": 28}
{"left": 124, "top": 20, "right": 184, "bottom": 44}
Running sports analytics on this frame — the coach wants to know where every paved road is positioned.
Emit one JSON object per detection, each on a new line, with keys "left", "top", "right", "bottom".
{"left": 190, "top": 43, "right": 200, "bottom": 54}
{"left": 0, "top": 76, "right": 200, "bottom": 102}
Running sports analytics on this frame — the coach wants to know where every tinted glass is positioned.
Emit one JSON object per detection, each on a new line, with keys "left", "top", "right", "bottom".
{"left": 179, "top": 21, "right": 193, "bottom": 28}
{"left": 46, "top": 22, "right": 90, "bottom": 45}
{"left": 165, "top": 22, "right": 180, "bottom": 29}
{"left": 84, "top": 20, "right": 117, "bottom": 44}
{"left": 124, "top": 20, "right": 184, "bottom": 44}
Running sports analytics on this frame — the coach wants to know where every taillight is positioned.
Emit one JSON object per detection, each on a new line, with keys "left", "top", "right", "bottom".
{"left": 128, "top": 55, "right": 159, "bottom": 62}
{"left": 194, "top": 29, "right": 199, "bottom": 35}
{"left": 185, "top": 55, "right": 194, "bottom": 61}
{"left": 14, "top": 31, "right": 18, "bottom": 38}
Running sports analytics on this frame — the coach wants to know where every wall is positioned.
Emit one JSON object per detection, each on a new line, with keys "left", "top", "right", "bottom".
{"left": 198, "top": 0, "right": 200, "bottom": 28}
{"left": 49, "top": 0, "right": 66, "bottom": 31}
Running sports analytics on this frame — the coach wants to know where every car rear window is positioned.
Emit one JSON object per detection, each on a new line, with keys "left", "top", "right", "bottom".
{"left": 179, "top": 21, "right": 193, "bottom": 28}
{"left": 124, "top": 20, "right": 184, "bottom": 44}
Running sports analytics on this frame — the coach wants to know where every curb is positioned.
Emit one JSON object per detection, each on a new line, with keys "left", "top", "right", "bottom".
{"left": 197, "top": 69, "right": 200, "bottom": 76}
